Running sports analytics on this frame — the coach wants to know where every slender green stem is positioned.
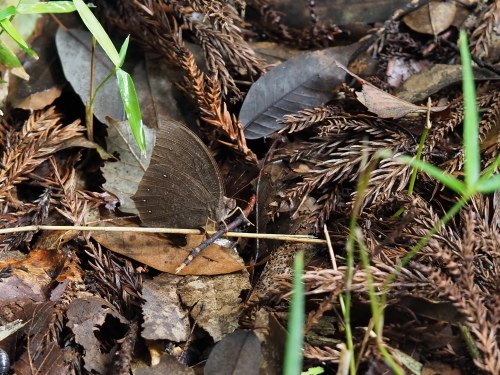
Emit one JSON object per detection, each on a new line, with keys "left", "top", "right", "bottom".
{"left": 343, "top": 149, "right": 390, "bottom": 374}
{"left": 284, "top": 251, "right": 305, "bottom": 375}
{"left": 408, "top": 127, "right": 429, "bottom": 195}
{"left": 355, "top": 229, "right": 404, "bottom": 374}
{"left": 88, "top": 67, "right": 118, "bottom": 111}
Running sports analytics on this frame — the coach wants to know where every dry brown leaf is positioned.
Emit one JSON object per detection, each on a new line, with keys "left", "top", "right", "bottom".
{"left": 141, "top": 274, "right": 190, "bottom": 342}
{"left": 204, "top": 330, "right": 261, "bottom": 375}
{"left": 403, "top": 1, "right": 457, "bottom": 36}
{"left": 91, "top": 223, "right": 245, "bottom": 275}
{"left": 67, "top": 296, "right": 129, "bottom": 374}
{"left": 252, "top": 310, "right": 287, "bottom": 375}
{"left": 177, "top": 272, "right": 251, "bottom": 341}
{"left": 135, "top": 354, "right": 194, "bottom": 375}
{"left": 0, "top": 249, "right": 68, "bottom": 303}
{"left": 336, "top": 62, "right": 448, "bottom": 118}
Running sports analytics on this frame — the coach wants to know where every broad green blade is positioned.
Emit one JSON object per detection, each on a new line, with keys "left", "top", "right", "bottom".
{"left": 0, "top": 6, "right": 18, "bottom": 21}
{"left": 16, "top": 2, "right": 82, "bottom": 14}
{"left": 118, "top": 35, "right": 130, "bottom": 68}
{"left": 73, "top": 0, "right": 120, "bottom": 66}
{"left": 116, "top": 69, "right": 146, "bottom": 152}
{"left": 0, "top": 37, "right": 22, "bottom": 68}
{"left": 0, "top": 18, "right": 38, "bottom": 58}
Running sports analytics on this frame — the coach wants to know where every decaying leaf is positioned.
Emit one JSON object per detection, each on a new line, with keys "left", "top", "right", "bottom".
{"left": 55, "top": 28, "right": 124, "bottom": 123}
{"left": 177, "top": 272, "right": 251, "bottom": 341}
{"left": 101, "top": 116, "right": 156, "bottom": 215}
{"left": 240, "top": 43, "right": 360, "bottom": 139}
{"left": 9, "top": 301, "right": 66, "bottom": 375}
{"left": 204, "top": 330, "right": 262, "bottom": 375}
{"left": 141, "top": 274, "right": 190, "bottom": 342}
{"left": 66, "top": 296, "right": 129, "bottom": 374}
{"left": 403, "top": 1, "right": 456, "bottom": 36}
{"left": 135, "top": 354, "right": 194, "bottom": 375}
{"left": 395, "top": 64, "right": 500, "bottom": 103}
{"left": 8, "top": 14, "right": 65, "bottom": 110}
{"left": 336, "top": 61, "right": 448, "bottom": 118}
{"left": 252, "top": 310, "right": 287, "bottom": 375}
{"left": 0, "top": 249, "right": 69, "bottom": 303}
{"left": 91, "top": 223, "right": 245, "bottom": 275}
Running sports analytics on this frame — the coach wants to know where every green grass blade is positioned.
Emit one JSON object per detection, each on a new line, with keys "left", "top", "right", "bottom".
{"left": 0, "top": 18, "right": 38, "bottom": 59}
{"left": 459, "top": 29, "right": 480, "bottom": 188}
{"left": 479, "top": 153, "right": 500, "bottom": 183}
{"left": 118, "top": 35, "right": 130, "bottom": 68}
{"left": 399, "top": 156, "right": 466, "bottom": 193}
{"left": 0, "top": 6, "right": 18, "bottom": 21}
{"left": 16, "top": 2, "right": 82, "bottom": 14}
{"left": 0, "top": 37, "right": 22, "bottom": 68}
{"left": 73, "top": 0, "right": 120, "bottom": 66}
{"left": 283, "top": 250, "right": 305, "bottom": 375}
{"left": 116, "top": 69, "right": 146, "bottom": 152}
{"left": 477, "top": 175, "right": 500, "bottom": 194}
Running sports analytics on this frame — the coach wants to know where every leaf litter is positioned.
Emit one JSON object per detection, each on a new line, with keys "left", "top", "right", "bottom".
{"left": 0, "top": 1, "right": 498, "bottom": 374}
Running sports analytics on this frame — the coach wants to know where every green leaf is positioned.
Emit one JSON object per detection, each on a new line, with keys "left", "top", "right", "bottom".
{"left": 73, "top": 0, "right": 120, "bottom": 66}
{"left": 283, "top": 250, "right": 305, "bottom": 375}
{"left": 459, "top": 29, "right": 480, "bottom": 189}
{"left": 0, "top": 18, "right": 38, "bottom": 59}
{"left": 0, "top": 37, "right": 22, "bottom": 68}
{"left": 118, "top": 35, "right": 130, "bottom": 67}
{"left": 477, "top": 175, "right": 500, "bottom": 194}
{"left": 302, "top": 367, "right": 324, "bottom": 375}
{"left": 16, "top": 2, "right": 83, "bottom": 14}
{"left": 0, "top": 6, "right": 18, "bottom": 21}
{"left": 399, "top": 156, "right": 466, "bottom": 194}
{"left": 116, "top": 69, "right": 146, "bottom": 152}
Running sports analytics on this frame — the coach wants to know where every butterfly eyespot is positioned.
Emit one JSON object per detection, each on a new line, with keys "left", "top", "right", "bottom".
{"left": 147, "top": 210, "right": 153, "bottom": 214}
{"left": 146, "top": 188, "right": 151, "bottom": 192}
{"left": 162, "top": 174, "right": 167, "bottom": 178}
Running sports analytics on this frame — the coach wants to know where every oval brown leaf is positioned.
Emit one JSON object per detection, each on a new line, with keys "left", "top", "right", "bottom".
{"left": 240, "top": 43, "right": 360, "bottom": 139}
{"left": 204, "top": 330, "right": 261, "bottom": 375}
{"left": 91, "top": 229, "right": 244, "bottom": 275}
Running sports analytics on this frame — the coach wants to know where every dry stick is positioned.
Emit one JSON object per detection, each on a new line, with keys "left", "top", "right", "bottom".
{"left": 323, "top": 224, "right": 337, "bottom": 270}
{"left": 0, "top": 225, "right": 325, "bottom": 243}
{"left": 174, "top": 194, "right": 257, "bottom": 273}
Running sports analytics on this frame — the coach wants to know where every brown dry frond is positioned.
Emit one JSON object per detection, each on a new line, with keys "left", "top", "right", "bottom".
{"left": 49, "top": 160, "right": 91, "bottom": 226}
{"left": 0, "top": 107, "right": 84, "bottom": 208}
{"left": 427, "top": 91, "right": 499, "bottom": 176}
{"left": 278, "top": 117, "right": 413, "bottom": 229}
{"left": 180, "top": 0, "right": 266, "bottom": 82}
{"left": 303, "top": 342, "right": 340, "bottom": 362}
{"left": 177, "top": 37, "right": 258, "bottom": 163}
{"left": 103, "top": 0, "right": 265, "bottom": 97}
{"left": 413, "top": 209, "right": 500, "bottom": 374}
{"left": 0, "top": 189, "right": 51, "bottom": 251}
{"left": 278, "top": 106, "right": 338, "bottom": 134}
{"left": 470, "top": 1, "right": 499, "bottom": 62}
{"left": 99, "top": 0, "right": 258, "bottom": 163}
{"left": 85, "top": 241, "right": 143, "bottom": 319}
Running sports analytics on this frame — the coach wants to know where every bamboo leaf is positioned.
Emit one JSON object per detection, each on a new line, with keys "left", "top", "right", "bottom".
{"left": 116, "top": 69, "right": 146, "bottom": 152}
{"left": 0, "top": 18, "right": 38, "bottom": 58}
{"left": 16, "top": 2, "right": 83, "bottom": 14}
{"left": 72, "top": 0, "right": 120, "bottom": 66}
